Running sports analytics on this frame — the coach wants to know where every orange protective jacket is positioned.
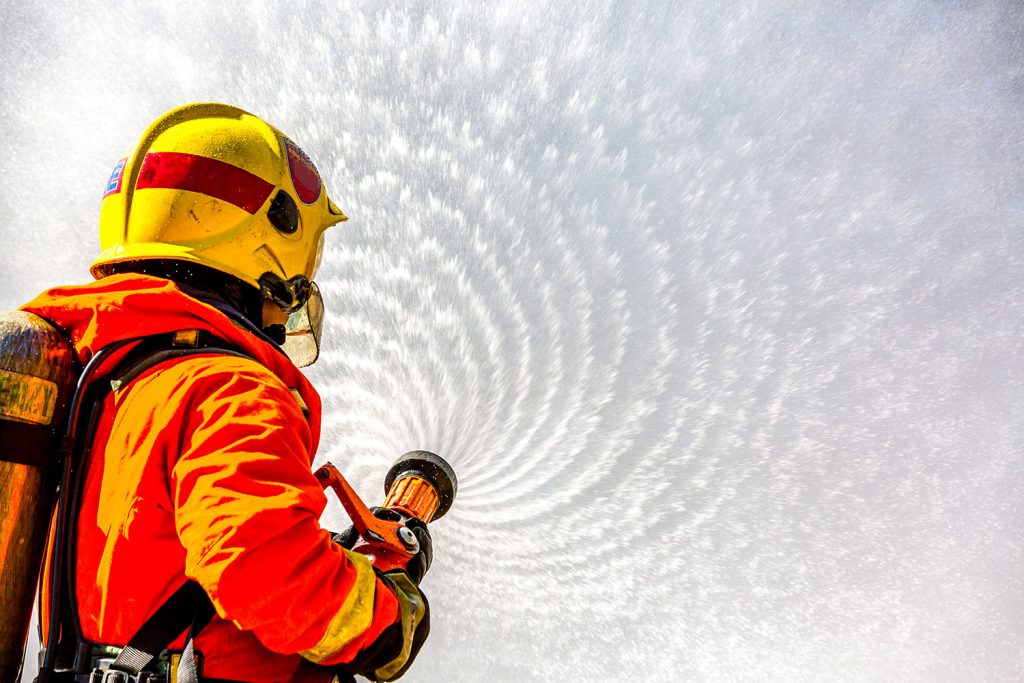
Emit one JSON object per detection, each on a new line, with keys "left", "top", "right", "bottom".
{"left": 23, "top": 274, "right": 399, "bottom": 683}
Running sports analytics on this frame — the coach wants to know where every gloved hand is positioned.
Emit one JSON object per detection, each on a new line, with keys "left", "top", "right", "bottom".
{"left": 342, "top": 570, "right": 430, "bottom": 682}
{"left": 330, "top": 507, "right": 433, "bottom": 585}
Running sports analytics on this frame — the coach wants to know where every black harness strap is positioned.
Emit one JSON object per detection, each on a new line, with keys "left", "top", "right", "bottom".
{"left": 108, "top": 333, "right": 255, "bottom": 392}
{"left": 51, "top": 330, "right": 254, "bottom": 683}
{"left": 110, "top": 581, "right": 214, "bottom": 680}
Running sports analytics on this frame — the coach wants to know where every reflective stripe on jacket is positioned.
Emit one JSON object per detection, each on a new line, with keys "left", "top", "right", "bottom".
{"left": 23, "top": 274, "right": 399, "bottom": 683}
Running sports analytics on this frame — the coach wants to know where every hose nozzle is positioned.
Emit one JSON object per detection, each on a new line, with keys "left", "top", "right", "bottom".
{"left": 316, "top": 450, "right": 457, "bottom": 572}
{"left": 383, "top": 450, "right": 458, "bottom": 523}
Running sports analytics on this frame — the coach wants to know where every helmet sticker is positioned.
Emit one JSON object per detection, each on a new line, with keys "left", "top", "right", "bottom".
{"left": 103, "top": 158, "right": 127, "bottom": 198}
{"left": 285, "top": 139, "right": 322, "bottom": 204}
{"left": 135, "top": 152, "right": 274, "bottom": 214}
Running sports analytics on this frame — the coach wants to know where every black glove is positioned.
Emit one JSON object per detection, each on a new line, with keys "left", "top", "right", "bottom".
{"left": 330, "top": 507, "right": 433, "bottom": 585}
{"left": 340, "top": 570, "right": 430, "bottom": 682}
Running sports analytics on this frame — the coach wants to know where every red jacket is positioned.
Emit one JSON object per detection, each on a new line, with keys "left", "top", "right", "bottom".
{"left": 23, "top": 274, "right": 398, "bottom": 683}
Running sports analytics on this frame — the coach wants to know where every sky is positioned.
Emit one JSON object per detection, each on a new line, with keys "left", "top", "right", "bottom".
{"left": 3, "top": 1, "right": 1024, "bottom": 681}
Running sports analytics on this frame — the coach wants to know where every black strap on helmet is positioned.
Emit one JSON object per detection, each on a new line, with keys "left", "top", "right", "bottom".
{"left": 257, "top": 273, "right": 312, "bottom": 313}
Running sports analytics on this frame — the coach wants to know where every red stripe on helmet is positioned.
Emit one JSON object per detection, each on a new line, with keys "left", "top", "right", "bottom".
{"left": 135, "top": 152, "right": 275, "bottom": 214}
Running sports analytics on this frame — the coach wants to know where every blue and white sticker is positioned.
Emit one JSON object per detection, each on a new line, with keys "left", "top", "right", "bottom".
{"left": 103, "top": 158, "right": 127, "bottom": 198}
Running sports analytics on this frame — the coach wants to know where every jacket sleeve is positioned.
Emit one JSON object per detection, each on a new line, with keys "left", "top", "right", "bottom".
{"left": 166, "top": 355, "right": 398, "bottom": 666}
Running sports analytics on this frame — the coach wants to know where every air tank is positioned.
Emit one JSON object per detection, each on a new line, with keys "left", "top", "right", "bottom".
{"left": 0, "top": 311, "right": 76, "bottom": 682}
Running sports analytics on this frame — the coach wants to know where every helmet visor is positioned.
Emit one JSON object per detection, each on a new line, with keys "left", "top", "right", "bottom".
{"left": 282, "top": 282, "right": 325, "bottom": 367}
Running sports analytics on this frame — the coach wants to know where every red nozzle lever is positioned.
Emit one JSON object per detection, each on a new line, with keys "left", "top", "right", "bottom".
{"left": 314, "top": 462, "right": 417, "bottom": 558}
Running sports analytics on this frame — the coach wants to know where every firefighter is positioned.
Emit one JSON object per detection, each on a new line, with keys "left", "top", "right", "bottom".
{"left": 20, "top": 103, "right": 429, "bottom": 682}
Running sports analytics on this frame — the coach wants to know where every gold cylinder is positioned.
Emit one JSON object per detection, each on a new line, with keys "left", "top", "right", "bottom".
{"left": 383, "top": 475, "right": 441, "bottom": 523}
{"left": 0, "top": 311, "right": 76, "bottom": 681}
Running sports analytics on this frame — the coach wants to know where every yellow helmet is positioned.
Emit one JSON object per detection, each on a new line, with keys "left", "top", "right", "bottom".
{"left": 92, "top": 102, "right": 347, "bottom": 306}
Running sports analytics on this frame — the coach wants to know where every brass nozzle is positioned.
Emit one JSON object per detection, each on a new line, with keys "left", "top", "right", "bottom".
{"left": 383, "top": 450, "right": 458, "bottom": 523}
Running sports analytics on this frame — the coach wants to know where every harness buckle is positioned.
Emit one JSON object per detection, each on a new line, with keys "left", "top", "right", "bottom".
{"left": 87, "top": 665, "right": 164, "bottom": 683}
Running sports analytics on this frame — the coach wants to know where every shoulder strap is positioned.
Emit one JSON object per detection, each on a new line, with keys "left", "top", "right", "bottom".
{"left": 109, "top": 333, "right": 250, "bottom": 683}
{"left": 47, "top": 330, "right": 254, "bottom": 682}
{"left": 109, "top": 329, "right": 255, "bottom": 391}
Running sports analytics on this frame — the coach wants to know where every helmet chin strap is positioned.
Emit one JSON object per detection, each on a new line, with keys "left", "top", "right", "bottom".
{"left": 262, "top": 324, "right": 287, "bottom": 345}
{"left": 260, "top": 300, "right": 290, "bottom": 345}
{"left": 258, "top": 272, "right": 312, "bottom": 313}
